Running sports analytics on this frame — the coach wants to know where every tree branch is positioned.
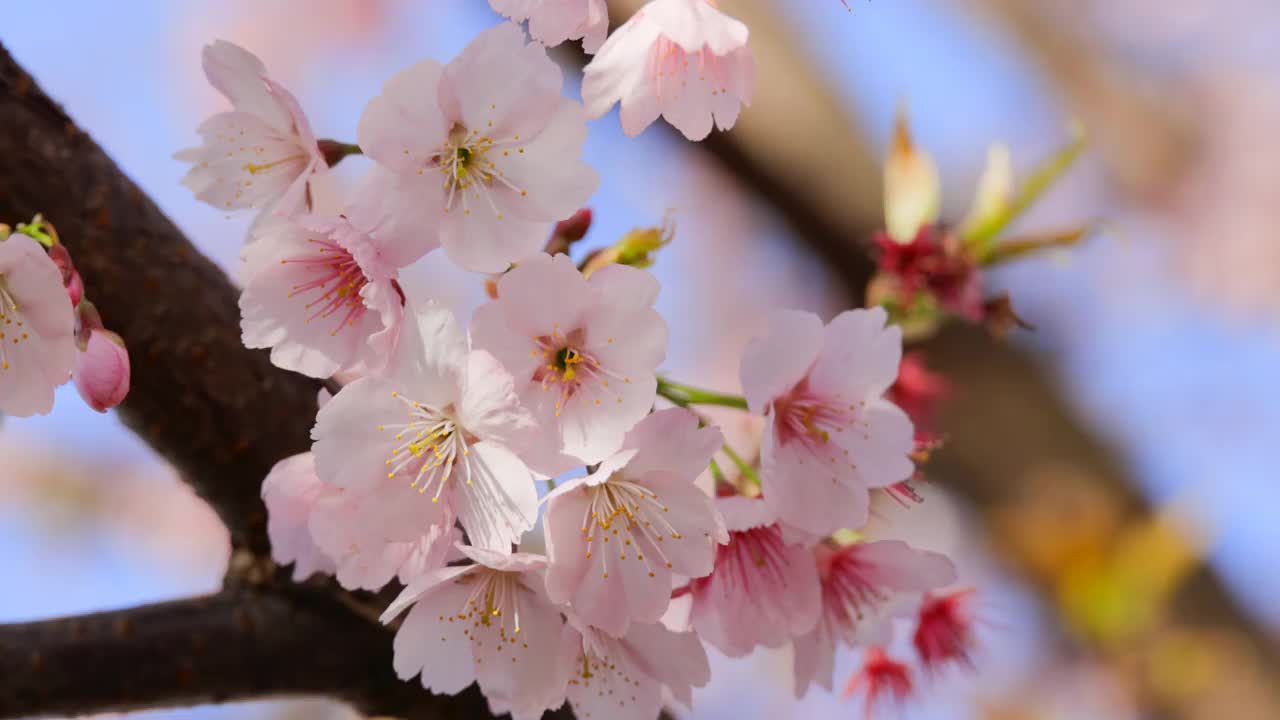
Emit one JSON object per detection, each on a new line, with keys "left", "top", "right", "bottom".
{"left": 0, "top": 586, "right": 556, "bottom": 720}
{"left": 0, "top": 42, "right": 319, "bottom": 557}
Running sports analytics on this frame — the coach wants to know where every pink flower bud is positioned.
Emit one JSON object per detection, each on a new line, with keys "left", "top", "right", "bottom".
{"left": 45, "top": 244, "right": 84, "bottom": 306}
{"left": 552, "top": 207, "right": 593, "bottom": 244}
{"left": 65, "top": 270, "right": 84, "bottom": 308}
{"left": 73, "top": 329, "right": 130, "bottom": 412}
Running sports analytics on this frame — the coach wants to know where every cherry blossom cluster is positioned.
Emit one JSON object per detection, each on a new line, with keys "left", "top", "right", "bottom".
{"left": 0, "top": 216, "right": 130, "bottom": 418}
{"left": 161, "top": 3, "right": 1097, "bottom": 718}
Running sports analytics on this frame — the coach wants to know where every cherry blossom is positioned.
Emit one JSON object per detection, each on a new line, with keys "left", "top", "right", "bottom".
{"left": 240, "top": 214, "right": 404, "bottom": 378}
{"left": 582, "top": 0, "right": 756, "bottom": 141}
{"left": 309, "top": 490, "right": 459, "bottom": 591}
{"left": 560, "top": 611, "right": 711, "bottom": 720}
{"left": 687, "top": 497, "right": 821, "bottom": 657}
{"left": 913, "top": 589, "right": 978, "bottom": 672}
{"left": 489, "top": 0, "right": 609, "bottom": 53}
{"left": 544, "top": 408, "right": 727, "bottom": 635}
{"left": 888, "top": 351, "right": 949, "bottom": 448}
{"left": 0, "top": 234, "right": 76, "bottom": 417}
{"left": 793, "top": 540, "right": 955, "bottom": 696}
{"left": 176, "top": 40, "right": 325, "bottom": 219}
{"left": 311, "top": 302, "right": 539, "bottom": 552}
{"left": 73, "top": 329, "right": 131, "bottom": 413}
{"left": 741, "top": 307, "right": 915, "bottom": 537}
{"left": 382, "top": 546, "right": 569, "bottom": 720}
{"left": 350, "top": 22, "right": 598, "bottom": 273}
{"left": 843, "top": 647, "right": 915, "bottom": 717}
{"left": 471, "top": 253, "right": 666, "bottom": 466}
{"left": 261, "top": 453, "right": 339, "bottom": 582}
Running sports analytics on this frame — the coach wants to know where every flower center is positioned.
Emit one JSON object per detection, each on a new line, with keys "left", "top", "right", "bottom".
{"left": 0, "top": 280, "right": 30, "bottom": 371}
{"left": 822, "top": 553, "right": 892, "bottom": 637}
{"left": 725, "top": 526, "right": 788, "bottom": 572}
{"left": 581, "top": 478, "right": 682, "bottom": 580}
{"left": 648, "top": 38, "right": 733, "bottom": 102}
{"left": 434, "top": 122, "right": 529, "bottom": 220}
{"left": 243, "top": 153, "right": 307, "bottom": 176}
{"left": 445, "top": 569, "right": 532, "bottom": 657}
{"left": 531, "top": 327, "right": 629, "bottom": 417}
{"left": 773, "top": 383, "right": 869, "bottom": 474}
{"left": 282, "top": 239, "right": 369, "bottom": 337}
{"left": 378, "top": 392, "right": 474, "bottom": 501}
{"left": 568, "top": 636, "right": 643, "bottom": 707}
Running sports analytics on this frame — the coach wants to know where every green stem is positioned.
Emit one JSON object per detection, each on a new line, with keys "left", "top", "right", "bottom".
{"left": 545, "top": 477, "right": 557, "bottom": 491}
{"left": 708, "top": 457, "right": 727, "bottom": 485}
{"left": 655, "top": 377, "right": 749, "bottom": 411}
{"left": 720, "top": 443, "right": 761, "bottom": 487}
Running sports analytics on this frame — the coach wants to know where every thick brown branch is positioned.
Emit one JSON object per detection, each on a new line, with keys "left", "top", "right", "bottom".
{"left": 0, "top": 42, "right": 319, "bottom": 557}
{"left": 0, "top": 587, "right": 554, "bottom": 720}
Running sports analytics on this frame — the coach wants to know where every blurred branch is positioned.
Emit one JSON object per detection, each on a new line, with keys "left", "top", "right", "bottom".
{"left": 967, "top": 0, "right": 1197, "bottom": 204}
{"left": 0, "top": 586, "right": 555, "bottom": 720}
{"left": 0, "top": 43, "right": 318, "bottom": 558}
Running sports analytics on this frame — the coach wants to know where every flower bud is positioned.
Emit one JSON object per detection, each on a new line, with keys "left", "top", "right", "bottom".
{"left": 544, "top": 207, "right": 593, "bottom": 255}
{"left": 46, "top": 244, "right": 84, "bottom": 306}
{"left": 553, "top": 207, "right": 593, "bottom": 244}
{"left": 73, "top": 329, "right": 130, "bottom": 412}
{"left": 884, "top": 109, "right": 941, "bottom": 244}
{"left": 65, "top": 270, "right": 84, "bottom": 308}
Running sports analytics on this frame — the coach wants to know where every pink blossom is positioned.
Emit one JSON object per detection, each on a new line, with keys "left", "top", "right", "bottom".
{"left": 382, "top": 546, "right": 569, "bottom": 720}
{"left": 687, "top": 497, "right": 821, "bottom": 657}
{"left": 261, "top": 453, "right": 338, "bottom": 582}
{"left": 73, "top": 329, "right": 131, "bottom": 412}
{"left": 0, "top": 234, "right": 76, "bottom": 417}
{"left": 240, "top": 214, "right": 404, "bottom": 378}
{"left": 176, "top": 40, "right": 325, "bottom": 218}
{"left": 471, "top": 253, "right": 666, "bottom": 466}
{"left": 912, "top": 589, "right": 978, "bottom": 672}
{"left": 582, "top": 0, "right": 756, "bottom": 141}
{"left": 544, "top": 408, "right": 727, "bottom": 635}
{"left": 350, "top": 23, "right": 598, "bottom": 273}
{"left": 309, "top": 489, "right": 459, "bottom": 591}
{"left": 489, "top": 0, "right": 609, "bottom": 53}
{"left": 560, "top": 611, "right": 711, "bottom": 720}
{"left": 888, "top": 351, "right": 949, "bottom": 448}
{"left": 311, "top": 302, "right": 539, "bottom": 552}
{"left": 792, "top": 541, "right": 955, "bottom": 696}
{"left": 843, "top": 647, "right": 915, "bottom": 718}
{"left": 741, "top": 307, "right": 915, "bottom": 537}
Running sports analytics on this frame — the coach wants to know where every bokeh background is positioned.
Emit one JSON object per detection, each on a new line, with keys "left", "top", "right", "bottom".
{"left": 3, "top": 1, "right": 1279, "bottom": 718}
